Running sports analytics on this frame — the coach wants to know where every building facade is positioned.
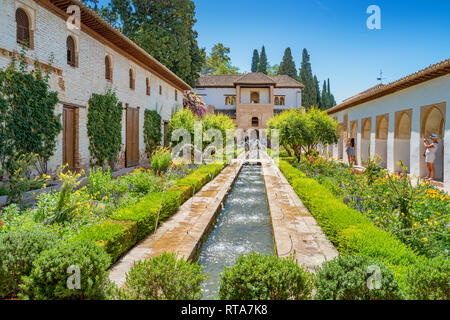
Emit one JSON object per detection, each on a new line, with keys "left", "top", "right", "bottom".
{"left": 195, "top": 73, "right": 303, "bottom": 132}
{"left": 327, "top": 58, "right": 450, "bottom": 191}
{"left": 0, "top": 0, "right": 191, "bottom": 173}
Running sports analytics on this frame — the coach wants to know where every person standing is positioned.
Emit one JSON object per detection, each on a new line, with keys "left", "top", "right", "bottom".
{"left": 424, "top": 134, "right": 439, "bottom": 181}
{"left": 346, "top": 139, "right": 355, "bottom": 166}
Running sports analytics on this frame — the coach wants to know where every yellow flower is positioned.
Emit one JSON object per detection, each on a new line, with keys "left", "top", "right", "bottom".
{"left": 423, "top": 238, "right": 428, "bottom": 242}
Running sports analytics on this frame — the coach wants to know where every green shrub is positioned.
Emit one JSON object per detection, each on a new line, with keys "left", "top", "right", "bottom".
{"left": 151, "top": 147, "right": 172, "bottom": 174}
{"left": 0, "top": 227, "right": 57, "bottom": 298}
{"left": 278, "top": 160, "right": 420, "bottom": 282}
{"left": 76, "top": 220, "right": 138, "bottom": 262}
{"left": 20, "top": 239, "right": 111, "bottom": 300}
{"left": 88, "top": 167, "right": 113, "bottom": 200}
{"left": 115, "top": 253, "right": 207, "bottom": 300}
{"left": 314, "top": 255, "right": 403, "bottom": 300}
{"left": 143, "top": 110, "right": 162, "bottom": 159}
{"left": 111, "top": 191, "right": 180, "bottom": 241}
{"left": 404, "top": 257, "right": 450, "bottom": 300}
{"left": 219, "top": 252, "right": 314, "bottom": 300}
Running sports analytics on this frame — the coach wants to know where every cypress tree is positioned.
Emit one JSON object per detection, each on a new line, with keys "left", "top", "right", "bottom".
{"left": 299, "top": 48, "right": 316, "bottom": 109}
{"left": 278, "top": 47, "right": 297, "bottom": 79}
{"left": 314, "top": 75, "right": 321, "bottom": 107}
{"left": 258, "top": 46, "right": 268, "bottom": 74}
{"left": 321, "top": 80, "right": 330, "bottom": 110}
{"left": 251, "top": 49, "right": 259, "bottom": 73}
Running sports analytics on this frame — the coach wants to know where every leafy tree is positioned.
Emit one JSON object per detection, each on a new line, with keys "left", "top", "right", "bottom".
{"left": 327, "top": 78, "right": 337, "bottom": 107}
{"left": 251, "top": 49, "right": 259, "bottom": 72}
{"left": 267, "top": 107, "right": 338, "bottom": 161}
{"left": 0, "top": 50, "right": 61, "bottom": 175}
{"left": 299, "top": 48, "right": 316, "bottom": 109}
{"left": 202, "top": 43, "right": 239, "bottom": 75}
{"left": 278, "top": 47, "right": 297, "bottom": 79}
{"left": 257, "top": 46, "right": 268, "bottom": 74}
{"left": 267, "top": 64, "right": 279, "bottom": 76}
{"left": 87, "top": 88, "right": 123, "bottom": 169}
{"left": 85, "top": 0, "right": 205, "bottom": 87}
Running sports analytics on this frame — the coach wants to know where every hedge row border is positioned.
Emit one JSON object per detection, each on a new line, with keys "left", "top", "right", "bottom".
{"left": 74, "top": 163, "right": 225, "bottom": 264}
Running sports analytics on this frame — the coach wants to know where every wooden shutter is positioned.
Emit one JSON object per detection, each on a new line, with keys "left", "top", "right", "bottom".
{"left": 126, "top": 107, "right": 140, "bottom": 167}
{"left": 16, "top": 9, "right": 30, "bottom": 46}
{"left": 67, "top": 36, "right": 75, "bottom": 67}
{"left": 105, "top": 56, "right": 112, "bottom": 81}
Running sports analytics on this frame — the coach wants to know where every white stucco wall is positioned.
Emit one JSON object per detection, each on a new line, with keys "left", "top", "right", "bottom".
{"left": 194, "top": 86, "right": 302, "bottom": 109}
{"left": 330, "top": 74, "right": 450, "bottom": 191}
{"left": 0, "top": 0, "right": 184, "bottom": 173}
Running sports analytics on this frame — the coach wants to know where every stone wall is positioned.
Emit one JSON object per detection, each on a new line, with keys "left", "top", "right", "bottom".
{"left": 0, "top": 0, "right": 186, "bottom": 174}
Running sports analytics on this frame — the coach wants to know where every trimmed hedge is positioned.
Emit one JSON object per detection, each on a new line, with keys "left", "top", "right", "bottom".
{"left": 278, "top": 160, "right": 431, "bottom": 284}
{"left": 74, "top": 162, "right": 225, "bottom": 264}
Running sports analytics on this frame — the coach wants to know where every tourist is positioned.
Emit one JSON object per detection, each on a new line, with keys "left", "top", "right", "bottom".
{"left": 345, "top": 139, "right": 355, "bottom": 166}
{"left": 424, "top": 134, "right": 439, "bottom": 181}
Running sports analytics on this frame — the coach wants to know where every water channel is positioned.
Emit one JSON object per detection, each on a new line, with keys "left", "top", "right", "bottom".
{"left": 198, "top": 164, "right": 274, "bottom": 299}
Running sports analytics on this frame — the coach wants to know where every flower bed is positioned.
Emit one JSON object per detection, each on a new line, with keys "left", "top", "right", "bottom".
{"left": 292, "top": 156, "right": 449, "bottom": 259}
{"left": 278, "top": 160, "right": 449, "bottom": 291}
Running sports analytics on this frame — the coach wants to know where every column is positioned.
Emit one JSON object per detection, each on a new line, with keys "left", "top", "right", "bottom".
{"left": 386, "top": 112, "right": 395, "bottom": 171}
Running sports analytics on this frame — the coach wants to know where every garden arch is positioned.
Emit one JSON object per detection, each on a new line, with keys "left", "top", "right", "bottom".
{"left": 350, "top": 120, "right": 358, "bottom": 165}
{"left": 420, "top": 103, "right": 445, "bottom": 180}
{"left": 361, "top": 117, "right": 371, "bottom": 163}
{"left": 375, "top": 114, "right": 389, "bottom": 168}
{"left": 250, "top": 92, "right": 260, "bottom": 104}
{"left": 394, "top": 110, "right": 412, "bottom": 172}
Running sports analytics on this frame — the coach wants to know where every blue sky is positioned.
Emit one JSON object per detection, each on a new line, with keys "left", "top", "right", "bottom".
{"left": 193, "top": 0, "right": 450, "bottom": 103}
{"left": 97, "top": 0, "right": 450, "bottom": 103}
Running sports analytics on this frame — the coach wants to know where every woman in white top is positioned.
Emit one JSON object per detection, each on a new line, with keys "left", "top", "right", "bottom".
{"left": 424, "top": 134, "right": 439, "bottom": 181}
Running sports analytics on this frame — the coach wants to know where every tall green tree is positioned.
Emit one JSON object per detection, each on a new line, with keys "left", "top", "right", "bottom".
{"left": 299, "top": 48, "right": 316, "bottom": 109}
{"left": 257, "top": 46, "right": 268, "bottom": 74}
{"left": 278, "top": 47, "right": 297, "bottom": 79}
{"left": 321, "top": 80, "right": 330, "bottom": 110}
{"left": 202, "top": 43, "right": 239, "bottom": 75}
{"left": 83, "top": 0, "right": 205, "bottom": 88}
{"left": 327, "top": 78, "right": 336, "bottom": 108}
{"left": 251, "top": 49, "right": 259, "bottom": 73}
{"left": 314, "top": 75, "right": 321, "bottom": 108}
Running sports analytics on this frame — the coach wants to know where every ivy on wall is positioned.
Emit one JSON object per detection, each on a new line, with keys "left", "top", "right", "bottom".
{"left": 87, "top": 88, "right": 123, "bottom": 169}
{"left": 143, "top": 110, "right": 162, "bottom": 159}
{"left": 0, "top": 49, "right": 61, "bottom": 175}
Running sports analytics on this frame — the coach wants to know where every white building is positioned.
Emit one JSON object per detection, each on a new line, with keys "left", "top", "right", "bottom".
{"left": 327, "top": 58, "right": 450, "bottom": 190}
{"left": 195, "top": 73, "right": 303, "bottom": 131}
{"left": 0, "top": 0, "right": 190, "bottom": 173}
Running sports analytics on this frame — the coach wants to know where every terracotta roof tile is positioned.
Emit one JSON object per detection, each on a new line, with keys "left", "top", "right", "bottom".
{"left": 196, "top": 73, "right": 304, "bottom": 88}
{"left": 328, "top": 58, "right": 450, "bottom": 114}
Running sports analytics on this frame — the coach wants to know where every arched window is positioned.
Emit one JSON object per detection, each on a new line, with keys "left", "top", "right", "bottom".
{"left": 252, "top": 117, "right": 259, "bottom": 127}
{"left": 146, "top": 78, "right": 150, "bottom": 95}
{"left": 175, "top": 89, "right": 178, "bottom": 101}
{"left": 280, "top": 97, "right": 285, "bottom": 105}
{"left": 274, "top": 97, "right": 280, "bottom": 105}
{"left": 159, "top": 85, "right": 162, "bottom": 95}
{"left": 250, "top": 92, "right": 259, "bottom": 104}
{"left": 105, "top": 56, "right": 112, "bottom": 81}
{"left": 16, "top": 9, "right": 31, "bottom": 47}
{"left": 66, "top": 36, "right": 76, "bottom": 67}
{"left": 129, "top": 69, "right": 135, "bottom": 90}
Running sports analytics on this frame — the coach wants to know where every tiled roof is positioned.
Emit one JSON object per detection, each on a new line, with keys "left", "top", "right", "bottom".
{"left": 43, "top": 0, "right": 191, "bottom": 91}
{"left": 328, "top": 58, "right": 450, "bottom": 114}
{"left": 196, "top": 73, "right": 304, "bottom": 88}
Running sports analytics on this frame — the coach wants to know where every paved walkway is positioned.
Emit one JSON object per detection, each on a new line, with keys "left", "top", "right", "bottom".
{"left": 109, "top": 159, "right": 244, "bottom": 287}
{"left": 261, "top": 153, "right": 338, "bottom": 272}
{"left": 109, "top": 151, "right": 338, "bottom": 286}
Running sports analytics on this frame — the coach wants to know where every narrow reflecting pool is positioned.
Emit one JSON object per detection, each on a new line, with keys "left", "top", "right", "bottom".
{"left": 198, "top": 164, "right": 274, "bottom": 299}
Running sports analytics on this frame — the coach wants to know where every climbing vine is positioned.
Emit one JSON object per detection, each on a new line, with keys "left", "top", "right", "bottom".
{"left": 87, "top": 88, "right": 123, "bottom": 169}
{"left": 0, "top": 48, "right": 61, "bottom": 175}
{"left": 143, "top": 110, "right": 162, "bottom": 159}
